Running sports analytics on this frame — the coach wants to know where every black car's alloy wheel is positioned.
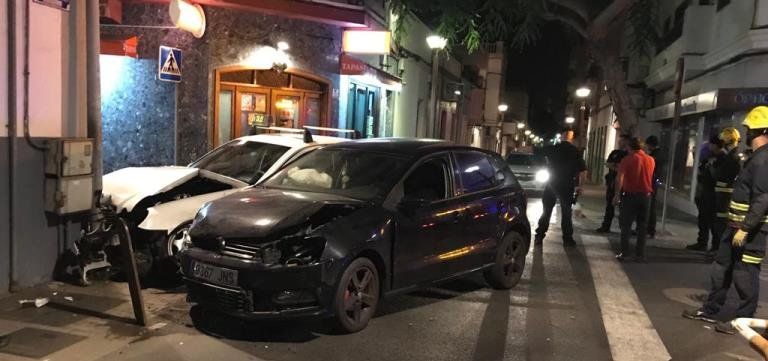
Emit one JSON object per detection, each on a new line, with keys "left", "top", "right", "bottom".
{"left": 484, "top": 232, "right": 527, "bottom": 289}
{"left": 333, "top": 257, "right": 380, "bottom": 333}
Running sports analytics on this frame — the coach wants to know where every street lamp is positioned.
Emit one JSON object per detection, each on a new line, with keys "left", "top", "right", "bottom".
{"left": 426, "top": 35, "right": 448, "bottom": 50}
{"left": 565, "top": 116, "right": 575, "bottom": 124}
{"left": 517, "top": 122, "right": 525, "bottom": 129}
{"left": 426, "top": 35, "right": 447, "bottom": 138}
{"left": 524, "top": 130, "right": 531, "bottom": 136}
{"left": 497, "top": 104, "right": 509, "bottom": 113}
{"left": 575, "top": 87, "right": 591, "bottom": 98}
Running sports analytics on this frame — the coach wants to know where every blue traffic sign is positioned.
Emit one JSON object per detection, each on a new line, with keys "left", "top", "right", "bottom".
{"left": 158, "top": 46, "right": 182, "bottom": 82}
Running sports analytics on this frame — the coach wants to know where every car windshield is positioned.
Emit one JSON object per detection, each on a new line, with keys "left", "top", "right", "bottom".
{"left": 190, "top": 140, "right": 290, "bottom": 184}
{"left": 262, "top": 148, "right": 410, "bottom": 201}
{"left": 507, "top": 153, "right": 546, "bottom": 166}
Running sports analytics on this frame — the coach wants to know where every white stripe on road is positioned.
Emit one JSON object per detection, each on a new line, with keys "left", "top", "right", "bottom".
{"left": 582, "top": 235, "right": 671, "bottom": 361}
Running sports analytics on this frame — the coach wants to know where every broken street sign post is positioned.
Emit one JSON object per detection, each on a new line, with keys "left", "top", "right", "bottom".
{"left": 158, "top": 46, "right": 182, "bottom": 83}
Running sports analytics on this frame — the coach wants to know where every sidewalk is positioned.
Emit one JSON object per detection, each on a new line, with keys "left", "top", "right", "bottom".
{"left": 576, "top": 184, "right": 701, "bottom": 250}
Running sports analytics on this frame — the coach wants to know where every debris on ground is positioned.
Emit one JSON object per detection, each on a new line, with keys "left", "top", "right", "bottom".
{"left": 64, "top": 296, "right": 74, "bottom": 302}
{"left": 18, "top": 297, "right": 49, "bottom": 308}
{"left": 148, "top": 322, "right": 168, "bottom": 331}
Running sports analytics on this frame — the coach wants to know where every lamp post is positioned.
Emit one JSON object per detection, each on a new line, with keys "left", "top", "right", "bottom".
{"left": 574, "top": 86, "right": 591, "bottom": 148}
{"left": 496, "top": 104, "right": 508, "bottom": 153}
{"left": 426, "top": 35, "right": 447, "bottom": 139}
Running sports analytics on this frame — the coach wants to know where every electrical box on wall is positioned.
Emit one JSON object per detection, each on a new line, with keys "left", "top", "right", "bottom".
{"left": 44, "top": 138, "right": 94, "bottom": 214}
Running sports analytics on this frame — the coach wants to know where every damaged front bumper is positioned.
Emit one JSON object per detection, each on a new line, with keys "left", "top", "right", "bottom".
{"left": 180, "top": 247, "right": 335, "bottom": 320}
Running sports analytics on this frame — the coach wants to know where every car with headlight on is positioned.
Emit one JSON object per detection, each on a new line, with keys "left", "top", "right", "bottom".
{"left": 181, "top": 139, "right": 531, "bottom": 333}
{"left": 101, "top": 127, "right": 351, "bottom": 278}
{"left": 506, "top": 152, "right": 549, "bottom": 193}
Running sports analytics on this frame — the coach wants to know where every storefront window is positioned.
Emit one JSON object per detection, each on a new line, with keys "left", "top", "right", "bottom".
{"left": 668, "top": 120, "right": 700, "bottom": 195}
{"left": 213, "top": 67, "right": 329, "bottom": 146}
{"left": 273, "top": 93, "right": 301, "bottom": 128}
{"left": 218, "top": 90, "right": 233, "bottom": 146}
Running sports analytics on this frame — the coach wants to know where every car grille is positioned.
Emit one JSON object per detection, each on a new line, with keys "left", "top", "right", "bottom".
{"left": 516, "top": 173, "right": 535, "bottom": 181}
{"left": 192, "top": 238, "right": 264, "bottom": 261}
{"left": 187, "top": 282, "right": 254, "bottom": 313}
{"left": 221, "top": 241, "right": 262, "bottom": 261}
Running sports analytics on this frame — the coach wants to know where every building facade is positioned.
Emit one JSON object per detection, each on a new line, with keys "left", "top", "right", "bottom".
{"left": 585, "top": 0, "right": 768, "bottom": 214}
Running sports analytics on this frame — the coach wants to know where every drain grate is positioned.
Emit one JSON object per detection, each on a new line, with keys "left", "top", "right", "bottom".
{"left": 0, "top": 327, "right": 86, "bottom": 358}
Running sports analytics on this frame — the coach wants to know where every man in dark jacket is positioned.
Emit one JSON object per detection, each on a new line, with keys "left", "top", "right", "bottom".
{"left": 535, "top": 138, "right": 587, "bottom": 247}
{"left": 645, "top": 135, "right": 663, "bottom": 238}
{"left": 683, "top": 106, "right": 768, "bottom": 335}
{"left": 596, "top": 135, "right": 629, "bottom": 233}
{"left": 687, "top": 135, "right": 721, "bottom": 251}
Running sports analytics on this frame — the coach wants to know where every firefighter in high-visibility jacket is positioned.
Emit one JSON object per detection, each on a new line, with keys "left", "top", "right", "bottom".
{"left": 710, "top": 127, "right": 743, "bottom": 254}
{"left": 683, "top": 106, "right": 768, "bottom": 335}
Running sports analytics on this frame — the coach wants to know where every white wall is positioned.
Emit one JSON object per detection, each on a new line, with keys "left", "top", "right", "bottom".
{"left": 0, "top": 0, "right": 7, "bottom": 137}
{"left": 394, "top": 57, "right": 430, "bottom": 137}
{"left": 12, "top": 1, "right": 67, "bottom": 137}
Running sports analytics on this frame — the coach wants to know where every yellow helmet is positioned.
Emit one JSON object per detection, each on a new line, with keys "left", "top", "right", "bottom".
{"left": 719, "top": 127, "right": 740, "bottom": 145}
{"left": 743, "top": 106, "right": 768, "bottom": 130}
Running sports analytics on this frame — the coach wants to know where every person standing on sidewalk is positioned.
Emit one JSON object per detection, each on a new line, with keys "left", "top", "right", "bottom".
{"left": 596, "top": 135, "right": 629, "bottom": 233}
{"left": 688, "top": 136, "right": 721, "bottom": 251}
{"left": 683, "top": 106, "right": 768, "bottom": 335}
{"left": 645, "top": 135, "right": 664, "bottom": 238}
{"left": 709, "top": 128, "right": 743, "bottom": 255}
{"left": 614, "top": 137, "right": 655, "bottom": 262}
{"left": 535, "top": 138, "right": 587, "bottom": 247}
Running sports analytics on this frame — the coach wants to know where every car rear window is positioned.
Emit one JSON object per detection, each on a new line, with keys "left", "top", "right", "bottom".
{"left": 506, "top": 153, "right": 545, "bottom": 166}
{"left": 455, "top": 151, "right": 497, "bottom": 193}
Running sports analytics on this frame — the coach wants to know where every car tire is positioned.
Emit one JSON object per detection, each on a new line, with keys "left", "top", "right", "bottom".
{"left": 331, "top": 257, "right": 380, "bottom": 333}
{"left": 484, "top": 232, "right": 527, "bottom": 289}
{"left": 156, "top": 222, "right": 192, "bottom": 281}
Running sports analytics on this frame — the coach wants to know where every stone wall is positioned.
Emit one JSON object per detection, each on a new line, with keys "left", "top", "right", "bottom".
{"left": 101, "top": 57, "right": 176, "bottom": 173}
{"left": 103, "top": 3, "right": 343, "bottom": 167}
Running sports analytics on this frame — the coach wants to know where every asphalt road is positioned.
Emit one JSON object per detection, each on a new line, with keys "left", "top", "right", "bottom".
{"left": 89, "top": 197, "right": 768, "bottom": 361}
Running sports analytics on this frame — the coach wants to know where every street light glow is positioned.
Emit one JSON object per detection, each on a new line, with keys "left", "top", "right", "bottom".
{"left": 426, "top": 35, "right": 448, "bottom": 50}
{"left": 454, "top": 90, "right": 462, "bottom": 96}
{"left": 565, "top": 116, "right": 575, "bottom": 124}
{"left": 556, "top": 133, "right": 562, "bottom": 138}
{"left": 498, "top": 104, "right": 509, "bottom": 112}
{"left": 276, "top": 41, "right": 290, "bottom": 51}
{"left": 524, "top": 130, "right": 531, "bottom": 135}
{"left": 517, "top": 122, "right": 525, "bottom": 129}
{"left": 575, "top": 87, "right": 591, "bottom": 98}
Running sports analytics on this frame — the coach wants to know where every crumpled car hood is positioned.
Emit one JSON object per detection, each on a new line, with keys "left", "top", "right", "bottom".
{"left": 189, "top": 187, "right": 364, "bottom": 241}
{"left": 103, "top": 166, "right": 199, "bottom": 212}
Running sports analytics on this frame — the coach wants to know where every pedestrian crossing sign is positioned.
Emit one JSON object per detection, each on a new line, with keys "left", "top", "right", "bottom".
{"left": 158, "top": 46, "right": 182, "bottom": 82}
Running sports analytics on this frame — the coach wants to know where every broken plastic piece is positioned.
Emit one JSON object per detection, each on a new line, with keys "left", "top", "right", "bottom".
{"left": 18, "top": 297, "right": 49, "bottom": 308}
{"left": 64, "top": 296, "right": 74, "bottom": 302}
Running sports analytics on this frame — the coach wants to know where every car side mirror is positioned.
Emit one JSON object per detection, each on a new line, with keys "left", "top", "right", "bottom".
{"left": 398, "top": 197, "right": 429, "bottom": 213}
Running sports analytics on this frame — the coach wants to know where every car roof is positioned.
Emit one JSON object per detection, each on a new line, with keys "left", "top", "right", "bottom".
{"left": 321, "top": 138, "right": 494, "bottom": 158}
{"left": 232, "top": 133, "right": 348, "bottom": 148}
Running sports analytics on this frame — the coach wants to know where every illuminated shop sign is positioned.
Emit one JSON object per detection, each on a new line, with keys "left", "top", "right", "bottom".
{"left": 342, "top": 31, "right": 391, "bottom": 54}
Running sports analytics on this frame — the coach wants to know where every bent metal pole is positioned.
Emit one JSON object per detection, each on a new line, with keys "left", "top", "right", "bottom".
{"left": 660, "top": 57, "right": 685, "bottom": 233}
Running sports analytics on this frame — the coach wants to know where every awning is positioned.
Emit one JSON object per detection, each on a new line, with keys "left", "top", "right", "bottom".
{"left": 646, "top": 88, "right": 768, "bottom": 121}
{"left": 128, "top": 0, "right": 368, "bottom": 28}
{"left": 340, "top": 54, "right": 402, "bottom": 87}
{"left": 100, "top": 36, "right": 139, "bottom": 58}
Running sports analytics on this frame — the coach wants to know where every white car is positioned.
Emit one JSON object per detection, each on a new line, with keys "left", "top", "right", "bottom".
{"left": 102, "top": 129, "right": 348, "bottom": 276}
{"left": 506, "top": 152, "right": 549, "bottom": 193}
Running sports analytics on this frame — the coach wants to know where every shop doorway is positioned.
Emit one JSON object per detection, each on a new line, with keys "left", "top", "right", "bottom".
{"left": 347, "top": 83, "right": 380, "bottom": 138}
{"left": 214, "top": 67, "right": 331, "bottom": 146}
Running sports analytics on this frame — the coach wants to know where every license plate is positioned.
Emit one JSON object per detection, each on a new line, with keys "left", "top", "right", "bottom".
{"left": 192, "top": 261, "right": 238, "bottom": 287}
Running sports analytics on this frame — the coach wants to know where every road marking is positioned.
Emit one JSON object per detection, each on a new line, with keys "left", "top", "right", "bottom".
{"left": 582, "top": 235, "right": 671, "bottom": 361}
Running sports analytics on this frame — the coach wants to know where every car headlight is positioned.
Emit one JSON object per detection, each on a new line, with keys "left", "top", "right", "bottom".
{"left": 535, "top": 169, "right": 550, "bottom": 183}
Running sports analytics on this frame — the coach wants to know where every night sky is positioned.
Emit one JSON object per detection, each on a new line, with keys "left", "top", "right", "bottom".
{"left": 506, "top": 22, "right": 576, "bottom": 138}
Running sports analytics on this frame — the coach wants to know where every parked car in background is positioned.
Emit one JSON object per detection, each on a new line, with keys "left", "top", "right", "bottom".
{"left": 101, "top": 128, "right": 350, "bottom": 278}
{"left": 181, "top": 139, "right": 531, "bottom": 332}
{"left": 506, "top": 152, "right": 549, "bottom": 193}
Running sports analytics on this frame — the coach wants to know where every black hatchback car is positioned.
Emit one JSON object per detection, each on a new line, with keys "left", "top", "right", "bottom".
{"left": 180, "top": 139, "right": 531, "bottom": 332}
